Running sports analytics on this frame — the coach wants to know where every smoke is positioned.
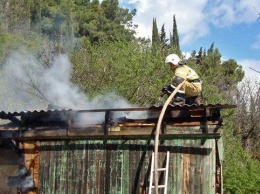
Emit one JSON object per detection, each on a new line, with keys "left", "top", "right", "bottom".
{"left": 0, "top": 51, "right": 147, "bottom": 122}
{"left": 0, "top": 50, "right": 149, "bottom": 192}
{"left": 1, "top": 51, "right": 88, "bottom": 111}
{"left": 8, "top": 159, "right": 34, "bottom": 193}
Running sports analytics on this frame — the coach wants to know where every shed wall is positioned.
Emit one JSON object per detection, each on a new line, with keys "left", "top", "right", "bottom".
{"left": 38, "top": 139, "right": 217, "bottom": 194}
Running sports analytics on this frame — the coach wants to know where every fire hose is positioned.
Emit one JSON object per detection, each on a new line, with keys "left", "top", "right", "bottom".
{"left": 153, "top": 79, "right": 186, "bottom": 194}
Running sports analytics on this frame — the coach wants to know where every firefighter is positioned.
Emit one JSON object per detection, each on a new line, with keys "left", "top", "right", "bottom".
{"left": 161, "top": 53, "right": 202, "bottom": 105}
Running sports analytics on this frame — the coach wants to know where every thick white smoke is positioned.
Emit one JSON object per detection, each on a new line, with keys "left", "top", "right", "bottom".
{"left": 1, "top": 52, "right": 89, "bottom": 111}
{"left": 0, "top": 51, "right": 147, "bottom": 122}
{"left": 0, "top": 50, "right": 149, "bottom": 192}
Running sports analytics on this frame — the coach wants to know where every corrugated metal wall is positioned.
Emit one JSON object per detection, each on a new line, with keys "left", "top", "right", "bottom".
{"left": 38, "top": 139, "right": 216, "bottom": 194}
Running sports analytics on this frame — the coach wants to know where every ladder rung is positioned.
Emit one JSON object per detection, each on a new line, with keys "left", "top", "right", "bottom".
{"left": 151, "top": 185, "right": 166, "bottom": 188}
{"left": 157, "top": 168, "right": 167, "bottom": 171}
{"left": 148, "top": 151, "right": 170, "bottom": 194}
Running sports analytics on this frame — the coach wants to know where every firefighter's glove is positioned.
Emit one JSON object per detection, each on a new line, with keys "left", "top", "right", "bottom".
{"left": 161, "top": 87, "right": 167, "bottom": 93}
{"left": 160, "top": 87, "right": 167, "bottom": 97}
{"left": 160, "top": 85, "right": 174, "bottom": 97}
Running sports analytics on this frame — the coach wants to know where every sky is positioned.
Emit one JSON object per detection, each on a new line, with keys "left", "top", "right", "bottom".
{"left": 119, "top": 0, "right": 260, "bottom": 79}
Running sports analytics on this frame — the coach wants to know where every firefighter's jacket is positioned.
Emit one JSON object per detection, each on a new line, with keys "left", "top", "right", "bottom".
{"left": 171, "top": 65, "right": 202, "bottom": 98}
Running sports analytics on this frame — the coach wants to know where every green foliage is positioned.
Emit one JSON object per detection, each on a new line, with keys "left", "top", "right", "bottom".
{"left": 223, "top": 120, "right": 260, "bottom": 194}
{"left": 151, "top": 15, "right": 181, "bottom": 55}
{"left": 73, "top": 0, "right": 136, "bottom": 43}
{"left": 187, "top": 43, "right": 245, "bottom": 104}
{"left": 186, "top": 50, "right": 251, "bottom": 194}
{"left": 232, "top": 78, "right": 260, "bottom": 160}
{"left": 222, "top": 59, "right": 244, "bottom": 84}
{"left": 171, "top": 15, "right": 180, "bottom": 52}
{"left": 0, "top": 2, "right": 258, "bottom": 193}
{"left": 160, "top": 24, "right": 167, "bottom": 44}
{"left": 152, "top": 18, "right": 160, "bottom": 47}
{"left": 0, "top": 32, "right": 45, "bottom": 65}
{"left": 0, "top": 0, "right": 136, "bottom": 52}
{"left": 71, "top": 40, "right": 170, "bottom": 106}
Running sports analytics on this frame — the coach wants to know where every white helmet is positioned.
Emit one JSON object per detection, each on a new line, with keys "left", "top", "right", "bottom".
{"left": 165, "top": 54, "right": 181, "bottom": 65}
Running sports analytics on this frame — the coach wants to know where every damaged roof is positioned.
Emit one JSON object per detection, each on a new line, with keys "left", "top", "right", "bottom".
{"left": 0, "top": 104, "right": 236, "bottom": 141}
{"left": 0, "top": 103, "right": 236, "bottom": 117}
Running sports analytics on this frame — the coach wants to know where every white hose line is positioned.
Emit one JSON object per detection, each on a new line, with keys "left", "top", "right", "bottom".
{"left": 153, "top": 80, "right": 186, "bottom": 194}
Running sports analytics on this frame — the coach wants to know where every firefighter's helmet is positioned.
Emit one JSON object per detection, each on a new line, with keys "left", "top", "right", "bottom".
{"left": 165, "top": 54, "right": 181, "bottom": 66}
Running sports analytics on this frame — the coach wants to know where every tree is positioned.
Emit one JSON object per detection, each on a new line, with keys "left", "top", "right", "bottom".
{"left": 102, "top": 0, "right": 118, "bottom": 20}
{"left": 221, "top": 59, "right": 244, "bottom": 88}
{"left": 75, "top": 0, "right": 136, "bottom": 43}
{"left": 152, "top": 18, "right": 160, "bottom": 47}
{"left": 0, "top": 0, "right": 32, "bottom": 33}
{"left": 160, "top": 24, "right": 166, "bottom": 44}
{"left": 151, "top": 15, "right": 181, "bottom": 55}
{"left": 0, "top": 3, "right": 259, "bottom": 192}
{"left": 71, "top": 40, "right": 169, "bottom": 105}
{"left": 233, "top": 77, "right": 260, "bottom": 159}
{"left": 186, "top": 44, "right": 244, "bottom": 104}
{"left": 30, "top": 0, "right": 43, "bottom": 33}
{"left": 171, "top": 15, "right": 180, "bottom": 52}
{"left": 160, "top": 24, "right": 170, "bottom": 54}
{"left": 223, "top": 124, "right": 260, "bottom": 194}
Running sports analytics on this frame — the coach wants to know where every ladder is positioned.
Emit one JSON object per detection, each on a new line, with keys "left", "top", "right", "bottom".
{"left": 148, "top": 151, "right": 170, "bottom": 194}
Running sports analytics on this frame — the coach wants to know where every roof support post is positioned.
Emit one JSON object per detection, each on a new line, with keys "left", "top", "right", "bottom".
{"left": 200, "top": 107, "right": 209, "bottom": 145}
{"left": 104, "top": 111, "right": 111, "bottom": 135}
{"left": 67, "top": 110, "right": 72, "bottom": 137}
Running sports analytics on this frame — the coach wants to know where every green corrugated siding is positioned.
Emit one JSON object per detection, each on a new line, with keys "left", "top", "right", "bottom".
{"left": 39, "top": 139, "right": 217, "bottom": 194}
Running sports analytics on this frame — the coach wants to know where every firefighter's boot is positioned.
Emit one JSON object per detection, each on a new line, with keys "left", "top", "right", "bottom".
{"left": 173, "top": 91, "right": 185, "bottom": 104}
{"left": 185, "top": 96, "right": 202, "bottom": 105}
{"left": 161, "top": 85, "right": 185, "bottom": 105}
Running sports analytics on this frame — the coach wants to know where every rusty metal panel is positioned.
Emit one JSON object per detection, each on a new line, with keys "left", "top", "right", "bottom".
{"left": 38, "top": 138, "right": 217, "bottom": 194}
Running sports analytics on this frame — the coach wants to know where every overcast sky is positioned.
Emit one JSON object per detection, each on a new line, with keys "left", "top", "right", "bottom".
{"left": 119, "top": 0, "right": 260, "bottom": 79}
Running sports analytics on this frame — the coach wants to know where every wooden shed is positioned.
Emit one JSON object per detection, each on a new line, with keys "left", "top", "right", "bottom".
{"left": 0, "top": 104, "right": 235, "bottom": 194}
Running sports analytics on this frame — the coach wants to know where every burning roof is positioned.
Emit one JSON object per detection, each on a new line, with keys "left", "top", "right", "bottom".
{"left": 0, "top": 104, "right": 236, "bottom": 141}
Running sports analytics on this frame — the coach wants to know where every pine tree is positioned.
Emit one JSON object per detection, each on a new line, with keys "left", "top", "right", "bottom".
{"left": 195, "top": 47, "right": 203, "bottom": 64}
{"left": 171, "top": 15, "right": 180, "bottom": 51}
{"left": 160, "top": 24, "right": 169, "bottom": 47}
{"left": 152, "top": 18, "right": 160, "bottom": 47}
{"left": 102, "top": 0, "right": 118, "bottom": 21}
{"left": 207, "top": 42, "right": 214, "bottom": 54}
{"left": 160, "top": 24, "right": 166, "bottom": 43}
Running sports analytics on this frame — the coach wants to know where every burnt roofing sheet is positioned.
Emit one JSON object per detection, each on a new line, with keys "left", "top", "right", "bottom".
{"left": 0, "top": 104, "right": 236, "bottom": 118}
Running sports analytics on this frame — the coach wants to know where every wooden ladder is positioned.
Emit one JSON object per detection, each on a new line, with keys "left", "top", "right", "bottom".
{"left": 148, "top": 151, "right": 170, "bottom": 194}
